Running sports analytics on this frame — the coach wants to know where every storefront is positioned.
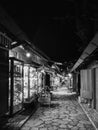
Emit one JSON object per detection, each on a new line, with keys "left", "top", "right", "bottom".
{"left": 0, "top": 29, "right": 48, "bottom": 116}
{"left": 8, "top": 46, "right": 45, "bottom": 115}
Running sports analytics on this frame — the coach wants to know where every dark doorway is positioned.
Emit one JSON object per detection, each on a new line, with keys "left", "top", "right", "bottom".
{"left": 45, "top": 73, "right": 50, "bottom": 86}
{"left": 0, "top": 48, "right": 9, "bottom": 116}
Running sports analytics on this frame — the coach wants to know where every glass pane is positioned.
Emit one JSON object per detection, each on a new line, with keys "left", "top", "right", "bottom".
{"left": 37, "top": 72, "right": 42, "bottom": 93}
{"left": 13, "top": 60, "right": 23, "bottom": 113}
{"left": 29, "top": 67, "right": 37, "bottom": 98}
{"left": 8, "top": 60, "right": 11, "bottom": 111}
{"left": 24, "top": 65, "right": 29, "bottom": 100}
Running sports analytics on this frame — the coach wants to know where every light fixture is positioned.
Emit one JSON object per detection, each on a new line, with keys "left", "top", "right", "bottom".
{"left": 26, "top": 52, "right": 31, "bottom": 58}
{"left": 68, "top": 73, "right": 72, "bottom": 78}
{"left": 11, "top": 41, "right": 17, "bottom": 45}
{"left": 54, "top": 62, "right": 62, "bottom": 65}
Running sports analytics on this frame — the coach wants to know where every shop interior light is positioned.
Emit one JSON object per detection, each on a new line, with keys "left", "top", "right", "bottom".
{"left": 26, "top": 52, "right": 31, "bottom": 57}
{"left": 19, "top": 45, "right": 24, "bottom": 49}
{"left": 54, "top": 62, "right": 62, "bottom": 65}
{"left": 41, "top": 69, "right": 45, "bottom": 74}
{"left": 68, "top": 73, "right": 72, "bottom": 78}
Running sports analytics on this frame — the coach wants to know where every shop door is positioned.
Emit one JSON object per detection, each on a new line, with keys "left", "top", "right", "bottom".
{"left": 80, "top": 70, "right": 88, "bottom": 98}
{"left": 80, "top": 69, "right": 92, "bottom": 99}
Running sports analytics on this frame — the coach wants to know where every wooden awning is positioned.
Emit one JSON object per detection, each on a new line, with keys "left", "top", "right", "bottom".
{"left": 71, "top": 33, "right": 98, "bottom": 72}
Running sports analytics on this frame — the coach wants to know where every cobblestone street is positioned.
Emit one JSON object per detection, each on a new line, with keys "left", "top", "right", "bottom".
{"left": 1, "top": 2, "right": 98, "bottom": 130}
{"left": 21, "top": 93, "right": 95, "bottom": 130}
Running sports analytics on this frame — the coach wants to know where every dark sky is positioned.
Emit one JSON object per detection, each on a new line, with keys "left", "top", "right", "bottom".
{"left": 0, "top": 1, "right": 83, "bottom": 63}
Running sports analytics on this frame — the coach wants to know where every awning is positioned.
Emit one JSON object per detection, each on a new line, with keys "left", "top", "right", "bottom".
{"left": 71, "top": 33, "right": 98, "bottom": 72}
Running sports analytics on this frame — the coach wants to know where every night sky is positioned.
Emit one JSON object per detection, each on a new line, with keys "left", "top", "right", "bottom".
{"left": 0, "top": 1, "right": 83, "bottom": 63}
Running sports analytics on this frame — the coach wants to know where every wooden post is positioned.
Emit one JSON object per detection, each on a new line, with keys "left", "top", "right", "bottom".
{"left": 22, "top": 63, "right": 24, "bottom": 105}
{"left": 10, "top": 59, "right": 14, "bottom": 115}
{"left": 28, "top": 66, "right": 30, "bottom": 100}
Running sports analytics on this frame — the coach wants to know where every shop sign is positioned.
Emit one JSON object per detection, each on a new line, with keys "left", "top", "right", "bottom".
{"left": 0, "top": 32, "right": 12, "bottom": 49}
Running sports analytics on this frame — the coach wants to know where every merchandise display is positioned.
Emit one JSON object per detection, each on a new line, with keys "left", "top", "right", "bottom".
{"left": 9, "top": 58, "right": 43, "bottom": 114}
{"left": 52, "top": 76, "right": 60, "bottom": 86}
{"left": 9, "top": 58, "right": 23, "bottom": 114}
{"left": 29, "top": 67, "right": 37, "bottom": 98}
{"left": 13, "top": 61, "right": 23, "bottom": 113}
{"left": 8, "top": 60, "right": 11, "bottom": 111}
{"left": 24, "top": 65, "right": 29, "bottom": 101}
{"left": 37, "top": 72, "right": 42, "bottom": 93}
{"left": 50, "top": 75, "right": 61, "bottom": 90}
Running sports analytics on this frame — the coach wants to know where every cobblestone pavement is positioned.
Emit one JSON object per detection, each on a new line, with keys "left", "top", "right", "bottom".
{"left": 80, "top": 102, "right": 98, "bottom": 129}
{"left": 21, "top": 94, "right": 95, "bottom": 130}
{"left": 0, "top": 101, "right": 38, "bottom": 130}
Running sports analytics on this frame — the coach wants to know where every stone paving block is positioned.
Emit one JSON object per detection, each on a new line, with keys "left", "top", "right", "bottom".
{"left": 42, "top": 117, "right": 51, "bottom": 121}
{"left": 59, "top": 124, "right": 67, "bottom": 128}
{"left": 72, "top": 120, "right": 79, "bottom": 126}
{"left": 45, "top": 120, "right": 52, "bottom": 124}
{"left": 51, "top": 122, "right": 58, "bottom": 126}
{"left": 67, "top": 124, "right": 73, "bottom": 128}
{"left": 33, "top": 120, "right": 43, "bottom": 127}
{"left": 52, "top": 126, "right": 58, "bottom": 130}
{"left": 79, "top": 127, "right": 86, "bottom": 130}
{"left": 84, "top": 124, "right": 95, "bottom": 130}
{"left": 24, "top": 122, "right": 34, "bottom": 127}
{"left": 62, "top": 119, "right": 71, "bottom": 124}
{"left": 77, "top": 122, "right": 84, "bottom": 128}
{"left": 59, "top": 128, "right": 67, "bottom": 130}
{"left": 48, "top": 127, "right": 54, "bottom": 130}
{"left": 21, "top": 126, "right": 30, "bottom": 130}
{"left": 69, "top": 120, "right": 78, "bottom": 126}
{"left": 30, "top": 127, "right": 39, "bottom": 130}
{"left": 79, "top": 120, "right": 91, "bottom": 125}
{"left": 39, "top": 128, "right": 47, "bottom": 130}
{"left": 71, "top": 126, "right": 79, "bottom": 130}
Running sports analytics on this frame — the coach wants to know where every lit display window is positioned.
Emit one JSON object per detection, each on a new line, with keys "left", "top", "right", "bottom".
{"left": 9, "top": 58, "right": 23, "bottom": 114}
{"left": 24, "top": 65, "right": 29, "bottom": 100}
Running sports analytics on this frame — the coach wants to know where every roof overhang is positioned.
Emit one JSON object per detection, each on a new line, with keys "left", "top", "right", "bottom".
{"left": 70, "top": 33, "right": 98, "bottom": 72}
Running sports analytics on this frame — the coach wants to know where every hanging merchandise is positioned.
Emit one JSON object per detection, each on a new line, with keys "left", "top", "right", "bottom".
{"left": 9, "top": 58, "right": 24, "bottom": 115}
{"left": 24, "top": 65, "right": 29, "bottom": 101}
{"left": 37, "top": 72, "right": 42, "bottom": 93}
{"left": 29, "top": 67, "right": 37, "bottom": 98}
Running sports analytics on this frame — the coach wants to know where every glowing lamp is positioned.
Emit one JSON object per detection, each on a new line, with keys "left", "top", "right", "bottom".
{"left": 26, "top": 52, "right": 31, "bottom": 57}
{"left": 68, "top": 73, "right": 72, "bottom": 78}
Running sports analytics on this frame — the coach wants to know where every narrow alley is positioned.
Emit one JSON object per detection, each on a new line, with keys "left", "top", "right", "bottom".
{"left": 1, "top": 1, "right": 98, "bottom": 130}
{"left": 21, "top": 89, "right": 95, "bottom": 130}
